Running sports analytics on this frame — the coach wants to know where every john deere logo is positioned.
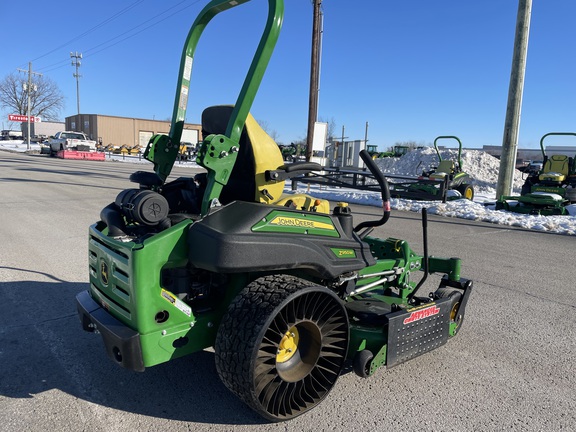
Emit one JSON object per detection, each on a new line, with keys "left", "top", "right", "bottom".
{"left": 270, "top": 216, "right": 334, "bottom": 230}
{"left": 100, "top": 260, "right": 109, "bottom": 286}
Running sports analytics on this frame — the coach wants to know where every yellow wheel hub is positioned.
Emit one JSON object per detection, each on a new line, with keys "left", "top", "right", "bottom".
{"left": 277, "top": 326, "right": 299, "bottom": 363}
{"left": 450, "top": 301, "right": 460, "bottom": 322}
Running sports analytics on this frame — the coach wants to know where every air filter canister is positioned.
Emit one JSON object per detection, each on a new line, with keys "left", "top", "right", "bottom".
{"left": 115, "top": 189, "right": 169, "bottom": 226}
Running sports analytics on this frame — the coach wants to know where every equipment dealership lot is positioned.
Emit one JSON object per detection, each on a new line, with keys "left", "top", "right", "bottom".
{"left": 1, "top": 151, "right": 574, "bottom": 432}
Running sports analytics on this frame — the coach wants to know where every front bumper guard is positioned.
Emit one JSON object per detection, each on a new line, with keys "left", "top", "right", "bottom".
{"left": 76, "top": 290, "right": 145, "bottom": 372}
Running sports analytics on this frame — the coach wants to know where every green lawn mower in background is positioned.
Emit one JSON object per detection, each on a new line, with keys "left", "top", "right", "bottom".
{"left": 496, "top": 132, "right": 576, "bottom": 215}
{"left": 75, "top": 0, "right": 473, "bottom": 422}
{"left": 409, "top": 135, "right": 475, "bottom": 200}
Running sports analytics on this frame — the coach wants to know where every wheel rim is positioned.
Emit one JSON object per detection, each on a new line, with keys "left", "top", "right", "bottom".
{"left": 254, "top": 289, "right": 348, "bottom": 419}
{"left": 465, "top": 187, "right": 473, "bottom": 200}
{"left": 276, "top": 321, "right": 321, "bottom": 382}
{"left": 447, "top": 292, "right": 463, "bottom": 335}
{"left": 449, "top": 300, "right": 461, "bottom": 322}
{"left": 276, "top": 326, "right": 299, "bottom": 363}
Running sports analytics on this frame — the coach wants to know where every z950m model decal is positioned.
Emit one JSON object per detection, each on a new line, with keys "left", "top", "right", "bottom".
{"left": 330, "top": 248, "right": 356, "bottom": 258}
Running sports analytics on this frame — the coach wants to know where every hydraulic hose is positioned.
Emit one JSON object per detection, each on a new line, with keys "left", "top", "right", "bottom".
{"left": 100, "top": 203, "right": 127, "bottom": 238}
{"left": 354, "top": 150, "right": 391, "bottom": 234}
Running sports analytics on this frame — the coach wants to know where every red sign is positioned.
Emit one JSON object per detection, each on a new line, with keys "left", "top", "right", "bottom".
{"left": 403, "top": 305, "right": 441, "bottom": 325}
{"left": 8, "top": 114, "right": 41, "bottom": 123}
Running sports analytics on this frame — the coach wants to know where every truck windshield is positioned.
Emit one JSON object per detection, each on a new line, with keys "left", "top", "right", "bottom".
{"left": 62, "top": 133, "right": 86, "bottom": 140}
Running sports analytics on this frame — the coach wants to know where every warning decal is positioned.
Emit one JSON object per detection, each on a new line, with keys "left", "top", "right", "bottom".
{"left": 161, "top": 289, "right": 192, "bottom": 317}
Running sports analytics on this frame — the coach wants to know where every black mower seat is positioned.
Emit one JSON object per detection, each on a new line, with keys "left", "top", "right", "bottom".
{"left": 202, "top": 105, "right": 287, "bottom": 205}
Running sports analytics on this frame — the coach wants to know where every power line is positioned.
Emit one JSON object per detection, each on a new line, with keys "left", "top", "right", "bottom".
{"left": 37, "top": 0, "right": 202, "bottom": 75}
{"left": 85, "top": 0, "right": 199, "bottom": 57}
{"left": 31, "top": 0, "right": 145, "bottom": 64}
{"left": 35, "top": 58, "right": 71, "bottom": 74}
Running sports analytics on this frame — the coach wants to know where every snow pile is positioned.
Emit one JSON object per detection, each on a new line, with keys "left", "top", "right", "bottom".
{"left": 2, "top": 140, "right": 575, "bottom": 235}
{"left": 375, "top": 147, "right": 525, "bottom": 196}
{"left": 292, "top": 184, "right": 576, "bottom": 235}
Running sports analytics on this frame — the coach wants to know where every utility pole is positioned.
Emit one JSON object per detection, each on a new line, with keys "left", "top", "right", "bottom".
{"left": 305, "top": 0, "right": 323, "bottom": 161}
{"left": 70, "top": 52, "right": 82, "bottom": 117}
{"left": 496, "top": 0, "right": 532, "bottom": 199}
{"left": 334, "top": 125, "right": 348, "bottom": 167}
{"left": 17, "top": 62, "right": 42, "bottom": 150}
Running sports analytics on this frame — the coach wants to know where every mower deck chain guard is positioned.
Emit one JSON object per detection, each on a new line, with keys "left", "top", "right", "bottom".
{"left": 385, "top": 296, "right": 453, "bottom": 368}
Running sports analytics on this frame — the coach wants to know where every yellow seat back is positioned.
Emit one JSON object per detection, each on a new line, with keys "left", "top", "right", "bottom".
{"left": 245, "top": 115, "right": 329, "bottom": 213}
{"left": 430, "top": 160, "right": 454, "bottom": 179}
{"left": 539, "top": 155, "right": 569, "bottom": 182}
{"left": 201, "top": 105, "right": 329, "bottom": 213}
{"left": 244, "top": 113, "right": 285, "bottom": 204}
{"left": 436, "top": 160, "right": 455, "bottom": 174}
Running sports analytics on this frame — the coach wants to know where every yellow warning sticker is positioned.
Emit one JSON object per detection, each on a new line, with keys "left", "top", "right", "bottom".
{"left": 161, "top": 289, "right": 192, "bottom": 317}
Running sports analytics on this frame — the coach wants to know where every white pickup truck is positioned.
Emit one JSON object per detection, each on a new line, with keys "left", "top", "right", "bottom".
{"left": 48, "top": 131, "right": 97, "bottom": 156}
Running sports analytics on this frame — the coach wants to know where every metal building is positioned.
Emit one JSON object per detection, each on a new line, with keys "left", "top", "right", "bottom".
{"left": 20, "top": 121, "right": 65, "bottom": 140}
{"left": 65, "top": 114, "right": 202, "bottom": 149}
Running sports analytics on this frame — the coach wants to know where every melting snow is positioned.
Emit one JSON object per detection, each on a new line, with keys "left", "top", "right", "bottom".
{"left": 2, "top": 141, "right": 575, "bottom": 235}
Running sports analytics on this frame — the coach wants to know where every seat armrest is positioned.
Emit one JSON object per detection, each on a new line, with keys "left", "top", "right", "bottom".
{"left": 266, "top": 162, "right": 322, "bottom": 181}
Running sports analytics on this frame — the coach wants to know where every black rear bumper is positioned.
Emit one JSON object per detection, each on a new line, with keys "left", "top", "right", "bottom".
{"left": 75, "top": 290, "right": 145, "bottom": 372}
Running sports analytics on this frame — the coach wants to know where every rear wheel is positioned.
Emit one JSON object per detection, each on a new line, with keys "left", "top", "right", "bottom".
{"left": 457, "top": 184, "right": 474, "bottom": 200}
{"left": 215, "top": 274, "right": 349, "bottom": 422}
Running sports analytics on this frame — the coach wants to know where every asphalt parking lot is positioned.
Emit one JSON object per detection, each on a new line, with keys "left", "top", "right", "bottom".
{"left": 1, "top": 151, "right": 575, "bottom": 432}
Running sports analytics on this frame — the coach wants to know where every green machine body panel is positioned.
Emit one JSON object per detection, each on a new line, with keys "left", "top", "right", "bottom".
{"left": 87, "top": 220, "right": 248, "bottom": 368}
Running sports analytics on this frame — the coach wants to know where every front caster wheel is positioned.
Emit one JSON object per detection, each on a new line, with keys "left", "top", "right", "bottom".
{"left": 353, "top": 349, "right": 374, "bottom": 378}
{"left": 215, "top": 274, "right": 349, "bottom": 422}
{"left": 435, "top": 288, "right": 464, "bottom": 337}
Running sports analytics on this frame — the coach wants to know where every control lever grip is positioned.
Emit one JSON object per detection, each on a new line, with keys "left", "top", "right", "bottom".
{"left": 354, "top": 150, "right": 391, "bottom": 233}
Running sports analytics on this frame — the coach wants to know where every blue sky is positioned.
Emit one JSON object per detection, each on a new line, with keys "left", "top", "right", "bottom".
{"left": 1, "top": 0, "right": 575, "bottom": 150}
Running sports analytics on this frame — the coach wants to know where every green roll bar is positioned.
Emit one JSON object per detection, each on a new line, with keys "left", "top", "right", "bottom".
{"left": 433, "top": 135, "right": 463, "bottom": 170}
{"left": 144, "top": 0, "right": 284, "bottom": 215}
{"left": 539, "top": 132, "right": 576, "bottom": 159}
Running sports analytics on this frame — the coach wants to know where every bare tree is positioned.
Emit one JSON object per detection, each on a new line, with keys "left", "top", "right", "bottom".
{"left": 256, "top": 118, "right": 280, "bottom": 142}
{"left": 0, "top": 73, "right": 65, "bottom": 121}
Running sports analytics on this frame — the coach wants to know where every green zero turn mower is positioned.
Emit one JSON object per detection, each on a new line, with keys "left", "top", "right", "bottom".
{"left": 75, "top": 0, "right": 473, "bottom": 422}
{"left": 496, "top": 132, "right": 576, "bottom": 215}
{"left": 409, "top": 136, "right": 475, "bottom": 200}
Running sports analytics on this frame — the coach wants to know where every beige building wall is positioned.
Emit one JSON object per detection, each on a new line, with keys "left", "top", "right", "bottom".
{"left": 66, "top": 114, "right": 202, "bottom": 148}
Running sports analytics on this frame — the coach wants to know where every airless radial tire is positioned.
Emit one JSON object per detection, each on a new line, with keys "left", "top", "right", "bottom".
{"left": 215, "top": 274, "right": 349, "bottom": 421}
